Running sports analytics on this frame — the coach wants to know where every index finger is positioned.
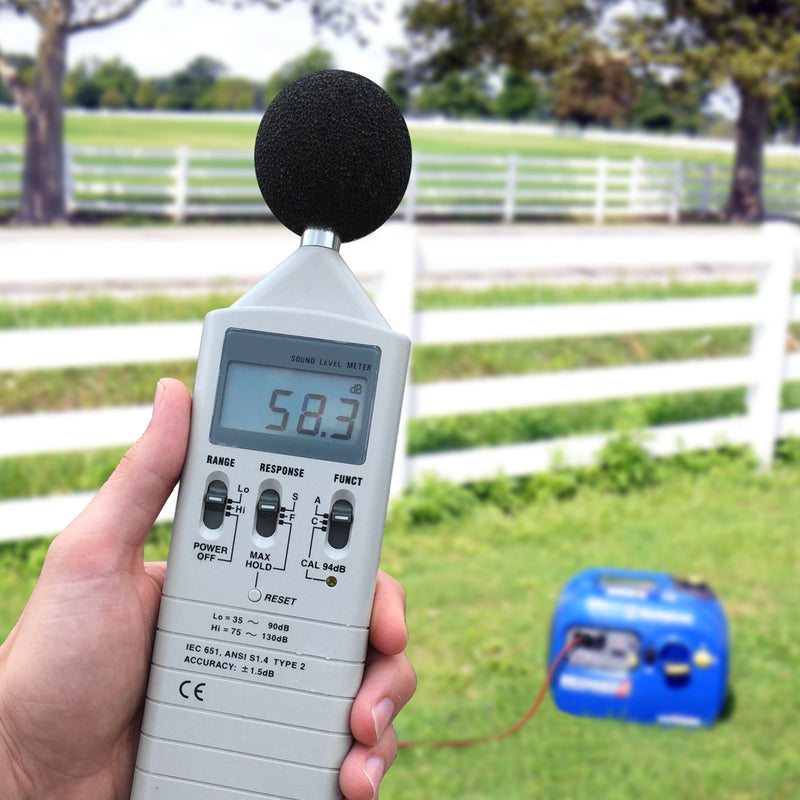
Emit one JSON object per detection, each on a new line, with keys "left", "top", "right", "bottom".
{"left": 66, "top": 379, "right": 191, "bottom": 560}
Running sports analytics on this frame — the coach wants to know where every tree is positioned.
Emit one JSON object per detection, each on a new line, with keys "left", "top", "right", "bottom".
{"left": 64, "top": 56, "right": 139, "bottom": 108}
{"left": 0, "top": 0, "right": 379, "bottom": 224}
{"left": 383, "top": 58, "right": 412, "bottom": 113}
{"left": 65, "top": 61, "right": 102, "bottom": 108}
{"left": 93, "top": 57, "right": 139, "bottom": 107}
{"left": 197, "top": 77, "right": 258, "bottom": 111}
{"left": 604, "top": 0, "right": 800, "bottom": 221}
{"left": 631, "top": 73, "right": 710, "bottom": 134}
{"left": 495, "top": 68, "right": 542, "bottom": 121}
{"left": 160, "top": 55, "right": 227, "bottom": 110}
{"left": 133, "top": 78, "right": 159, "bottom": 109}
{"left": 770, "top": 80, "right": 800, "bottom": 144}
{"left": 263, "top": 46, "right": 335, "bottom": 107}
{"left": 553, "top": 52, "right": 638, "bottom": 128}
{"left": 415, "top": 70, "right": 493, "bottom": 118}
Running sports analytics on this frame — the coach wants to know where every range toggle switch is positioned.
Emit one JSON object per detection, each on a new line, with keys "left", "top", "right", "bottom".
{"left": 327, "top": 499, "right": 353, "bottom": 550}
{"left": 256, "top": 489, "right": 281, "bottom": 538}
{"left": 202, "top": 479, "right": 228, "bottom": 530}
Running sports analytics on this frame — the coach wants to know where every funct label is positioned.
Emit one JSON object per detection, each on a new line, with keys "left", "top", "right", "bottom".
{"left": 333, "top": 473, "right": 363, "bottom": 486}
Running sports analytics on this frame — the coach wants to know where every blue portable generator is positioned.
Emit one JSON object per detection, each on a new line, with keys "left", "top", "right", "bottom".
{"left": 549, "top": 568, "right": 729, "bottom": 727}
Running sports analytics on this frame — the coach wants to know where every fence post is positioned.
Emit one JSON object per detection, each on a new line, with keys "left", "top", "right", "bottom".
{"left": 503, "top": 153, "right": 518, "bottom": 223}
{"left": 172, "top": 145, "right": 189, "bottom": 222}
{"left": 628, "top": 155, "right": 642, "bottom": 216}
{"left": 701, "top": 163, "right": 713, "bottom": 216}
{"left": 404, "top": 160, "right": 418, "bottom": 223}
{"left": 63, "top": 144, "right": 75, "bottom": 215}
{"left": 746, "top": 222, "right": 797, "bottom": 467}
{"left": 372, "top": 224, "right": 417, "bottom": 497}
{"left": 594, "top": 156, "right": 607, "bottom": 224}
{"left": 669, "top": 161, "right": 683, "bottom": 223}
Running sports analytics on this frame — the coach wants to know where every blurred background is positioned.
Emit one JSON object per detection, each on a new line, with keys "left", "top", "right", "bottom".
{"left": 2, "top": 1, "right": 800, "bottom": 797}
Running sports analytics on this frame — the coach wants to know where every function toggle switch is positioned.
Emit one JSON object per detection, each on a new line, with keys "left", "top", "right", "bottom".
{"left": 327, "top": 499, "right": 353, "bottom": 550}
{"left": 203, "top": 479, "right": 228, "bottom": 530}
{"left": 256, "top": 489, "right": 281, "bottom": 538}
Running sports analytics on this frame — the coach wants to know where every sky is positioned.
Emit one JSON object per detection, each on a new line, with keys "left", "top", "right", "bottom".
{"left": 0, "top": 0, "right": 406, "bottom": 85}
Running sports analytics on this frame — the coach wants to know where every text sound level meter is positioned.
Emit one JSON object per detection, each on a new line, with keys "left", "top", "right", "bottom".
{"left": 131, "top": 70, "right": 412, "bottom": 799}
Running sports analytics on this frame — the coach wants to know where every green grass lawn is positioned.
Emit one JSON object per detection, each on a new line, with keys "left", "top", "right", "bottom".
{"left": 3, "top": 107, "right": 800, "bottom": 170}
{"left": 380, "top": 461, "right": 800, "bottom": 799}
{"left": 2, "top": 454, "right": 798, "bottom": 798}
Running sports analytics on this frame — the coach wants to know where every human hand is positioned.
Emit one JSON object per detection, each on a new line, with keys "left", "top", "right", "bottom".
{"left": 0, "top": 378, "right": 414, "bottom": 800}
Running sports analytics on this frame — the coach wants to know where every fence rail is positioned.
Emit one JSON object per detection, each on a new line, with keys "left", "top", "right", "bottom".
{"left": 3, "top": 144, "right": 800, "bottom": 222}
{"left": 1, "top": 223, "right": 799, "bottom": 542}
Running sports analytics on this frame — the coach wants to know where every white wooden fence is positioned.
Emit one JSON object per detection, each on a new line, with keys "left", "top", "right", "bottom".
{"left": 1, "top": 223, "right": 799, "bottom": 543}
{"left": 3, "top": 144, "right": 800, "bottom": 222}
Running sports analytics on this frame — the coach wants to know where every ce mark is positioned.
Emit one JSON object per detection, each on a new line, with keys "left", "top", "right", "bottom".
{"left": 179, "top": 680, "right": 206, "bottom": 702}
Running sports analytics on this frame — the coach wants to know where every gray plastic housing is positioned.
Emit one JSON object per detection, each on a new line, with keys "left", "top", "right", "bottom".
{"left": 131, "top": 244, "right": 410, "bottom": 799}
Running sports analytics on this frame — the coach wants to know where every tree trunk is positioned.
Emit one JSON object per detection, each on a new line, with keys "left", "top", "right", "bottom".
{"left": 17, "top": 24, "right": 69, "bottom": 224}
{"left": 724, "top": 87, "right": 768, "bottom": 223}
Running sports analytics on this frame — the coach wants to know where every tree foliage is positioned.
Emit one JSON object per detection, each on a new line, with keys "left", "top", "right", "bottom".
{"left": 262, "top": 46, "right": 335, "bottom": 107}
{"left": 159, "top": 55, "right": 227, "bottom": 110}
{"left": 770, "top": 79, "right": 800, "bottom": 143}
{"left": 197, "top": 76, "right": 257, "bottom": 111}
{"left": 553, "top": 53, "right": 638, "bottom": 128}
{"left": 64, "top": 57, "right": 139, "bottom": 108}
{"left": 402, "top": 0, "right": 602, "bottom": 79}
{"left": 630, "top": 73, "right": 709, "bottom": 134}
{"left": 416, "top": 70, "right": 493, "bottom": 118}
{"left": 607, "top": 0, "right": 800, "bottom": 98}
{"left": 495, "top": 68, "right": 543, "bottom": 121}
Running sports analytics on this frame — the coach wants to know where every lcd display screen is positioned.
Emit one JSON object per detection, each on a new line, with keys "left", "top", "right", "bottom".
{"left": 210, "top": 329, "right": 380, "bottom": 464}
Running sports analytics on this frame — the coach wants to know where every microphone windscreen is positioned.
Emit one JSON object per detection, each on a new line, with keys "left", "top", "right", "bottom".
{"left": 254, "top": 70, "right": 412, "bottom": 243}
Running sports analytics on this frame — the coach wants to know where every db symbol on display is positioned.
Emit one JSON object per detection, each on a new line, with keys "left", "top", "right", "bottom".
{"left": 350, "top": 384, "right": 363, "bottom": 395}
{"left": 179, "top": 680, "right": 206, "bottom": 702}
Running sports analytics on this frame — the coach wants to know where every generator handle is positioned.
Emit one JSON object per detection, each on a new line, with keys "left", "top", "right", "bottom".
{"left": 580, "top": 567, "right": 673, "bottom": 598}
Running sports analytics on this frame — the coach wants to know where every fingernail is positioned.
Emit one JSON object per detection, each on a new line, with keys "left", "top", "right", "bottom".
{"left": 363, "top": 756, "right": 385, "bottom": 799}
{"left": 372, "top": 698, "right": 395, "bottom": 740}
{"left": 152, "top": 380, "right": 166, "bottom": 419}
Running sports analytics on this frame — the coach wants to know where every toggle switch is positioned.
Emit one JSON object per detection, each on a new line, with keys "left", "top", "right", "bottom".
{"left": 327, "top": 499, "right": 353, "bottom": 550}
{"left": 256, "top": 489, "right": 281, "bottom": 538}
{"left": 203, "top": 479, "right": 228, "bottom": 530}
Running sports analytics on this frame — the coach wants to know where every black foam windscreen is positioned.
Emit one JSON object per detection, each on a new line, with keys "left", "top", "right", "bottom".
{"left": 254, "top": 70, "right": 412, "bottom": 243}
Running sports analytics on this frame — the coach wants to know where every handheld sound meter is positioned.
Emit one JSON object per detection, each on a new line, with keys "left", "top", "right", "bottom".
{"left": 131, "top": 70, "right": 412, "bottom": 800}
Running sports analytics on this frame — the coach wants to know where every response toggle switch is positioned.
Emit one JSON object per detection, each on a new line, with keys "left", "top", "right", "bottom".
{"left": 203, "top": 479, "right": 228, "bottom": 530}
{"left": 256, "top": 489, "right": 281, "bottom": 538}
{"left": 327, "top": 499, "right": 353, "bottom": 550}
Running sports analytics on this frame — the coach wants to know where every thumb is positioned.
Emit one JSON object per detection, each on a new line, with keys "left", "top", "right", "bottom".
{"left": 67, "top": 378, "right": 192, "bottom": 560}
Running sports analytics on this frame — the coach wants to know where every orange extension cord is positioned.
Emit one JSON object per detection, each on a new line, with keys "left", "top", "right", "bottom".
{"left": 398, "top": 637, "right": 580, "bottom": 750}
